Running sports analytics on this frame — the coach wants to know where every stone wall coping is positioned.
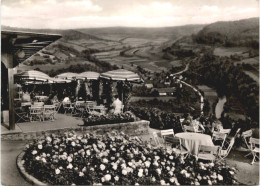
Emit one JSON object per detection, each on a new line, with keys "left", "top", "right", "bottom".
{"left": 17, "top": 151, "right": 47, "bottom": 185}
{"left": 2, "top": 120, "right": 150, "bottom": 141}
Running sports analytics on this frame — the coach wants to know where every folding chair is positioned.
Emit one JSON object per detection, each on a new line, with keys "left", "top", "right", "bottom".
{"left": 152, "top": 132, "right": 162, "bottom": 148}
{"left": 33, "top": 102, "right": 44, "bottom": 107}
{"left": 15, "top": 107, "right": 30, "bottom": 123}
{"left": 63, "top": 101, "right": 74, "bottom": 114}
{"left": 73, "top": 101, "right": 86, "bottom": 117}
{"left": 171, "top": 137, "right": 189, "bottom": 158}
{"left": 218, "top": 137, "right": 235, "bottom": 160}
{"left": 160, "top": 129, "right": 174, "bottom": 149}
{"left": 197, "top": 145, "right": 219, "bottom": 162}
{"left": 86, "top": 101, "right": 97, "bottom": 112}
{"left": 242, "top": 130, "right": 253, "bottom": 157}
{"left": 219, "top": 129, "right": 231, "bottom": 135}
{"left": 183, "top": 125, "right": 196, "bottom": 132}
{"left": 29, "top": 106, "right": 43, "bottom": 122}
{"left": 43, "top": 105, "right": 56, "bottom": 121}
{"left": 212, "top": 131, "right": 227, "bottom": 148}
{"left": 249, "top": 137, "right": 260, "bottom": 165}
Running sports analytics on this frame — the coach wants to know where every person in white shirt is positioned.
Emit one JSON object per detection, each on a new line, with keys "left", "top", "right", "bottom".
{"left": 62, "top": 97, "right": 70, "bottom": 103}
{"left": 111, "top": 95, "right": 123, "bottom": 114}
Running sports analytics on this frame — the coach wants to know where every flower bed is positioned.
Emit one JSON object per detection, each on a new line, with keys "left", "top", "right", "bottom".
{"left": 83, "top": 111, "right": 136, "bottom": 126}
{"left": 21, "top": 132, "right": 238, "bottom": 185}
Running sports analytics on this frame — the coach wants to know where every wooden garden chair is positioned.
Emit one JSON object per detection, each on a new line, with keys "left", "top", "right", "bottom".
{"left": 160, "top": 129, "right": 175, "bottom": 148}
{"left": 171, "top": 137, "right": 189, "bottom": 158}
{"left": 197, "top": 145, "right": 219, "bottom": 162}
{"left": 29, "top": 106, "right": 43, "bottom": 122}
{"left": 218, "top": 137, "right": 235, "bottom": 160}
{"left": 242, "top": 130, "right": 253, "bottom": 157}
{"left": 42, "top": 105, "right": 56, "bottom": 121}
{"left": 212, "top": 131, "right": 227, "bottom": 148}
{"left": 249, "top": 137, "right": 260, "bottom": 165}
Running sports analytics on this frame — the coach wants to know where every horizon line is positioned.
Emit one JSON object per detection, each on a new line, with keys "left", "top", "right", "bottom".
{"left": 1, "top": 17, "right": 258, "bottom": 30}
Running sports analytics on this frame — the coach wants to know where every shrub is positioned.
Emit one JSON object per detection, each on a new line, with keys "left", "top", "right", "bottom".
{"left": 83, "top": 111, "right": 136, "bottom": 126}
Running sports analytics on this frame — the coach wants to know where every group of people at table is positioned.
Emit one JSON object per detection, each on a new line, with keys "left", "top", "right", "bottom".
{"left": 156, "top": 113, "right": 239, "bottom": 162}
{"left": 16, "top": 90, "right": 124, "bottom": 122}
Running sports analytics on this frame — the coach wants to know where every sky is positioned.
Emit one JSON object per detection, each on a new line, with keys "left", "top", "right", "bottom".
{"left": 1, "top": 0, "right": 259, "bottom": 29}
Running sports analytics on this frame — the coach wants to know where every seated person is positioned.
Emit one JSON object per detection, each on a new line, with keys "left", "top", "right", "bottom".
{"left": 62, "top": 96, "right": 70, "bottom": 103}
{"left": 51, "top": 95, "right": 59, "bottom": 104}
{"left": 22, "top": 91, "right": 31, "bottom": 102}
{"left": 111, "top": 95, "right": 123, "bottom": 114}
{"left": 211, "top": 120, "right": 223, "bottom": 133}
{"left": 190, "top": 119, "right": 205, "bottom": 132}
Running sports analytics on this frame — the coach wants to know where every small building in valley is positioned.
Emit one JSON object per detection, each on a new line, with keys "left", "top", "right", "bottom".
{"left": 157, "top": 87, "right": 176, "bottom": 96}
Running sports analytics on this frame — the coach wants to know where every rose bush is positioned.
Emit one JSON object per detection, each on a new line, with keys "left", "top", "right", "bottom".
{"left": 22, "top": 132, "right": 238, "bottom": 185}
{"left": 83, "top": 111, "right": 136, "bottom": 126}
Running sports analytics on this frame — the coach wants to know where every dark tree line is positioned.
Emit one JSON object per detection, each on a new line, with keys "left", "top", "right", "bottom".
{"left": 185, "top": 53, "right": 259, "bottom": 122}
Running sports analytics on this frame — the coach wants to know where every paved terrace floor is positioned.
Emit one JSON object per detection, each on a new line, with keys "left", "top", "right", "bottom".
{"left": 1, "top": 113, "right": 84, "bottom": 134}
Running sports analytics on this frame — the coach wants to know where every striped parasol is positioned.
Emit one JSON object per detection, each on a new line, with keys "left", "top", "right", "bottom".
{"left": 49, "top": 77, "right": 72, "bottom": 83}
{"left": 15, "top": 70, "right": 50, "bottom": 82}
{"left": 100, "top": 69, "right": 142, "bottom": 82}
{"left": 56, "top": 72, "right": 78, "bottom": 80}
{"left": 76, "top": 71, "right": 100, "bottom": 80}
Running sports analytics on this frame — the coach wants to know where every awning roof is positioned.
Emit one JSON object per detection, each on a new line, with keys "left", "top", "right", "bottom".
{"left": 76, "top": 71, "right": 100, "bottom": 80}
{"left": 15, "top": 70, "right": 71, "bottom": 84}
{"left": 1, "top": 30, "right": 61, "bottom": 68}
{"left": 15, "top": 70, "right": 50, "bottom": 81}
{"left": 55, "top": 72, "right": 78, "bottom": 80}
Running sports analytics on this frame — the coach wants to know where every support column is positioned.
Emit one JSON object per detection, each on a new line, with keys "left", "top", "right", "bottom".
{"left": 8, "top": 68, "right": 15, "bottom": 130}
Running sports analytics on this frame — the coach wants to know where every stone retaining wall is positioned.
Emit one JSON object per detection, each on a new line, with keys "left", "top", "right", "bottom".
{"left": 2, "top": 120, "right": 150, "bottom": 141}
{"left": 17, "top": 151, "right": 47, "bottom": 185}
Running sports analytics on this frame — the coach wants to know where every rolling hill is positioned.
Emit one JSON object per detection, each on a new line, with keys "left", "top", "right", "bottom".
{"left": 194, "top": 17, "right": 259, "bottom": 48}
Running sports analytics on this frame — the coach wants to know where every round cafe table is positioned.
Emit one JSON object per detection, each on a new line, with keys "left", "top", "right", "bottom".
{"left": 175, "top": 132, "right": 214, "bottom": 155}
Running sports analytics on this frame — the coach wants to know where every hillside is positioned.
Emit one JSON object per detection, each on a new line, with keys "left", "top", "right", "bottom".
{"left": 193, "top": 17, "right": 259, "bottom": 48}
{"left": 78, "top": 25, "right": 204, "bottom": 40}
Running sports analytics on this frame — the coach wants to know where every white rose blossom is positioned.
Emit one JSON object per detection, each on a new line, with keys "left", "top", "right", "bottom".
{"left": 160, "top": 180, "right": 166, "bottom": 185}
{"left": 41, "top": 158, "right": 47, "bottom": 163}
{"left": 104, "top": 174, "right": 111, "bottom": 182}
{"left": 218, "top": 174, "right": 223, "bottom": 181}
{"left": 79, "top": 172, "right": 84, "bottom": 177}
{"left": 122, "top": 169, "right": 127, "bottom": 175}
{"left": 67, "top": 156, "right": 73, "bottom": 162}
{"left": 35, "top": 156, "right": 40, "bottom": 160}
{"left": 114, "top": 176, "right": 119, "bottom": 181}
{"left": 138, "top": 171, "right": 143, "bottom": 177}
{"left": 55, "top": 169, "right": 60, "bottom": 175}
{"left": 32, "top": 150, "right": 37, "bottom": 155}
{"left": 103, "top": 158, "right": 109, "bottom": 164}
{"left": 67, "top": 163, "right": 73, "bottom": 169}
{"left": 100, "top": 164, "right": 106, "bottom": 171}
{"left": 156, "top": 168, "right": 161, "bottom": 175}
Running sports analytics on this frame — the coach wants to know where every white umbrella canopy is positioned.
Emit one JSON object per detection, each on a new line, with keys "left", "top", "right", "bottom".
{"left": 100, "top": 69, "right": 142, "bottom": 82}
{"left": 56, "top": 72, "right": 78, "bottom": 80}
{"left": 76, "top": 71, "right": 100, "bottom": 80}
{"left": 15, "top": 70, "right": 50, "bottom": 82}
{"left": 49, "top": 77, "right": 72, "bottom": 83}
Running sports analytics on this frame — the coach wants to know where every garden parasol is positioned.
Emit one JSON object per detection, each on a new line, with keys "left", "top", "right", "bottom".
{"left": 49, "top": 77, "right": 72, "bottom": 83}
{"left": 56, "top": 72, "right": 78, "bottom": 80}
{"left": 76, "top": 71, "right": 100, "bottom": 80}
{"left": 15, "top": 70, "right": 50, "bottom": 82}
{"left": 100, "top": 69, "right": 143, "bottom": 83}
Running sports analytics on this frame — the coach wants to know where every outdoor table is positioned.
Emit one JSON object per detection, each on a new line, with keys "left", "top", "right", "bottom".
{"left": 92, "top": 105, "right": 107, "bottom": 115}
{"left": 35, "top": 96, "right": 48, "bottom": 102}
{"left": 175, "top": 132, "right": 214, "bottom": 155}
